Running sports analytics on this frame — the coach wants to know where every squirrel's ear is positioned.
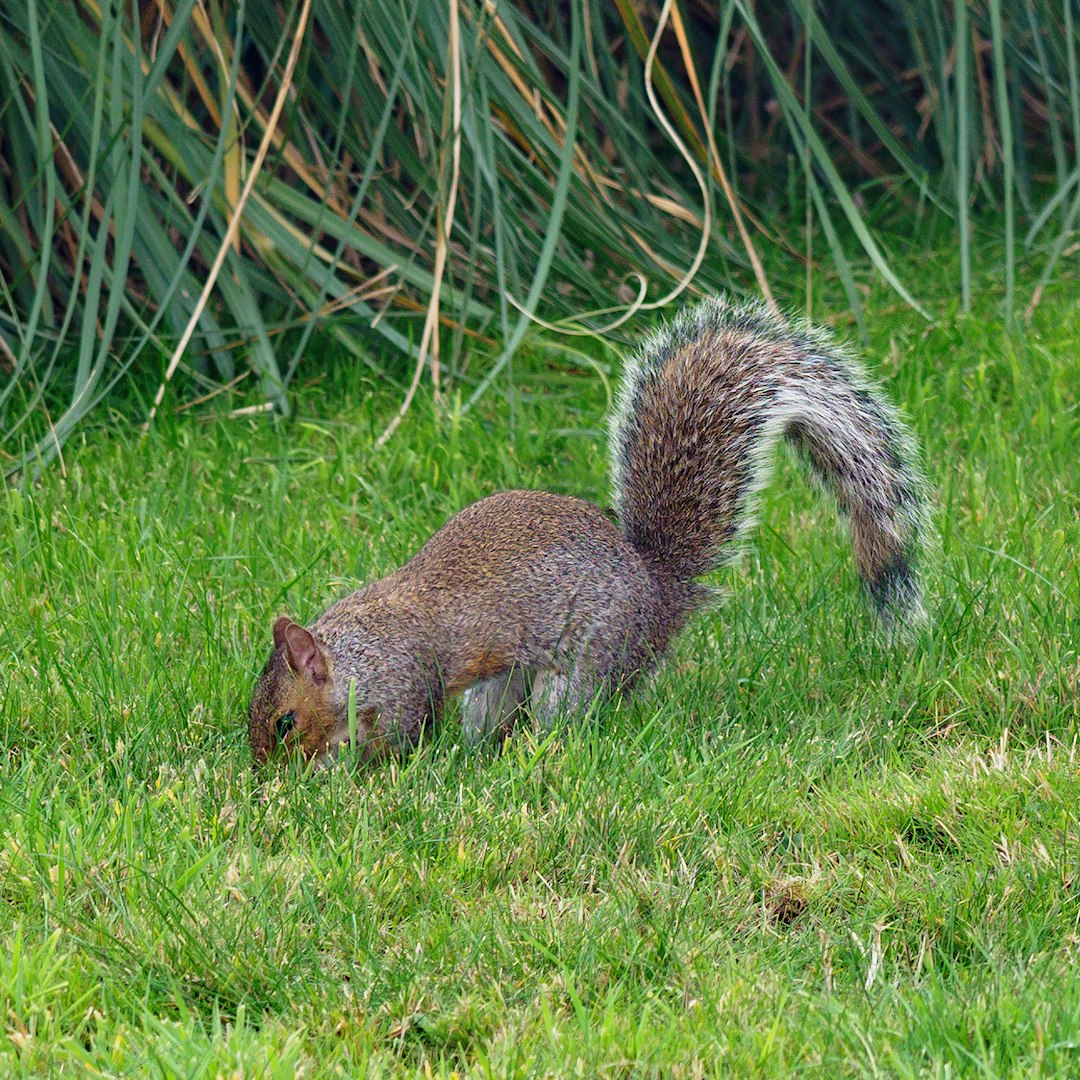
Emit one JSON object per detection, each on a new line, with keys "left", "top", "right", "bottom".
{"left": 278, "top": 619, "right": 330, "bottom": 683}
{"left": 272, "top": 616, "right": 293, "bottom": 651}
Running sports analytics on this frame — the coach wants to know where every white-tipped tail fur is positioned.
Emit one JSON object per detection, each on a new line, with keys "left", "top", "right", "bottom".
{"left": 610, "top": 296, "right": 930, "bottom": 629}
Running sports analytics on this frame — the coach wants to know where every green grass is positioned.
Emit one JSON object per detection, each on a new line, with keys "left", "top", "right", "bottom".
{"left": 2, "top": 238, "right": 1079, "bottom": 1076}
{"left": 5, "top": 0, "right": 1079, "bottom": 468}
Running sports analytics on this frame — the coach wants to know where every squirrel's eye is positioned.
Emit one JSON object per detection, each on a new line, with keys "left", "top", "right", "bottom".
{"left": 276, "top": 711, "right": 297, "bottom": 739}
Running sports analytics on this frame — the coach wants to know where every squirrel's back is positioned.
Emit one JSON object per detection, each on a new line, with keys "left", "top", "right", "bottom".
{"left": 314, "top": 490, "right": 690, "bottom": 694}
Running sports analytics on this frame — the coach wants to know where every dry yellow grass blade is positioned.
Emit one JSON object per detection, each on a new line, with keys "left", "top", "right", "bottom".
{"left": 478, "top": 0, "right": 714, "bottom": 343}
{"left": 151, "top": 0, "right": 223, "bottom": 128}
{"left": 375, "top": 0, "right": 463, "bottom": 447}
{"left": 185, "top": 0, "right": 245, "bottom": 255}
{"left": 471, "top": 1, "right": 686, "bottom": 244}
{"left": 145, "top": 0, "right": 315, "bottom": 430}
{"left": 668, "top": 0, "right": 775, "bottom": 313}
{"left": 592, "top": 0, "right": 711, "bottom": 325}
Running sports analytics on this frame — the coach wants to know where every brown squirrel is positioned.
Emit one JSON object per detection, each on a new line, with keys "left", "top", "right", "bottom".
{"left": 248, "top": 298, "right": 928, "bottom": 768}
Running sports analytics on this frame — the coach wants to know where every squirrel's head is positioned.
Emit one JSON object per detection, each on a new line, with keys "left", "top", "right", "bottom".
{"left": 247, "top": 616, "right": 378, "bottom": 769}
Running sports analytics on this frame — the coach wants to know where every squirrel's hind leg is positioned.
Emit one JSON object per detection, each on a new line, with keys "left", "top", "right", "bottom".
{"left": 460, "top": 667, "right": 528, "bottom": 745}
{"left": 529, "top": 666, "right": 605, "bottom": 729}
{"left": 529, "top": 630, "right": 656, "bottom": 728}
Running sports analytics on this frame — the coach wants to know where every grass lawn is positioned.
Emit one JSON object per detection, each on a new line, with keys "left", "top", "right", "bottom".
{"left": 2, "top": 238, "right": 1079, "bottom": 1077}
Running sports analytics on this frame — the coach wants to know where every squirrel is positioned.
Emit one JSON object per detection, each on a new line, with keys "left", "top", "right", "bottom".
{"left": 248, "top": 297, "right": 929, "bottom": 769}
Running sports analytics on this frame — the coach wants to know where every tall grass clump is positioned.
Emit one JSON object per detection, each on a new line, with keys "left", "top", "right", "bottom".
{"left": 1, "top": 0, "right": 1077, "bottom": 471}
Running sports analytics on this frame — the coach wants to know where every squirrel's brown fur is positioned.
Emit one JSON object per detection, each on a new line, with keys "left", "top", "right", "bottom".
{"left": 249, "top": 298, "right": 928, "bottom": 768}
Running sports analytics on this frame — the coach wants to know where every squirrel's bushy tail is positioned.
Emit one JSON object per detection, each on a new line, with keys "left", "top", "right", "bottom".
{"left": 611, "top": 297, "right": 929, "bottom": 627}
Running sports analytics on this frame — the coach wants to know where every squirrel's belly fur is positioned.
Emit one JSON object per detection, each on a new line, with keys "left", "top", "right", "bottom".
{"left": 248, "top": 296, "right": 929, "bottom": 768}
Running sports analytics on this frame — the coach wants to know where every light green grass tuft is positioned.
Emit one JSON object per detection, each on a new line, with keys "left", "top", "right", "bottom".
{"left": 2, "top": 241, "right": 1078, "bottom": 1075}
